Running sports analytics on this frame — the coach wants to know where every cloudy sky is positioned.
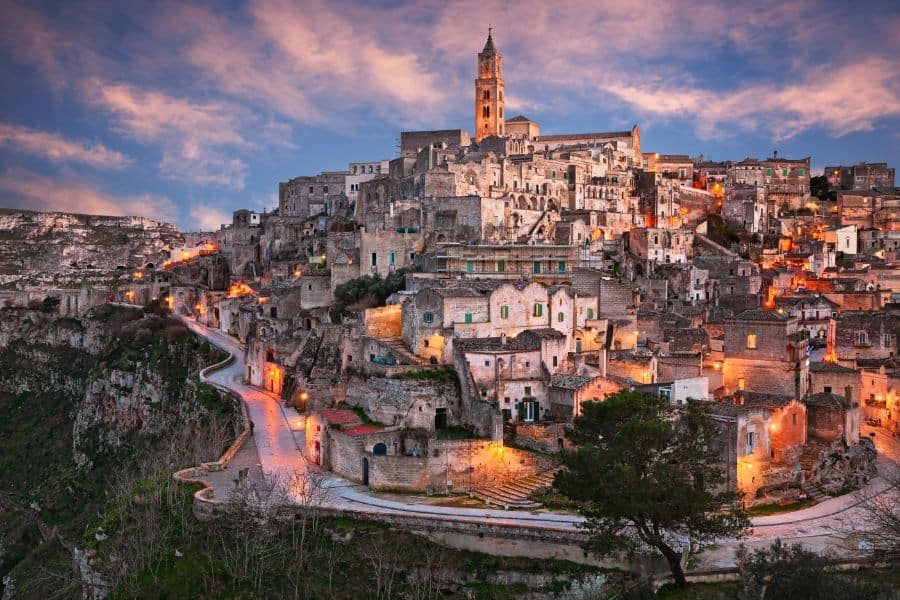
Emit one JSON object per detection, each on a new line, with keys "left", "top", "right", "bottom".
{"left": 1, "top": 0, "right": 898, "bottom": 231}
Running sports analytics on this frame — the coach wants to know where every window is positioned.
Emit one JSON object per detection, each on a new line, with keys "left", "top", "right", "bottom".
{"left": 587, "top": 308, "right": 594, "bottom": 320}
{"left": 497, "top": 259, "right": 505, "bottom": 272}
{"left": 738, "top": 378, "right": 746, "bottom": 391}
{"left": 747, "top": 431, "right": 755, "bottom": 452}
{"left": 466, "top": 260, "right": 474, "bottom": 273}
{"left": 323, "top": 186, "right": 329, "bottom": 193}
{"left": 423, "top": 312, "right": 434, "bottom": 324}
{"left": 678, "top": 167, "right": 687, "bottom": 178}
{"left": 388, "top": 252, "right": 395, "bottom": 266}
{"left": 533, "top": 303, "right": 543, "bottom": 317}
{"left": 483, "top": 360, "right": 490, "bottom": 366}
{"left": 483, "top": 90, "right": 490, "bottom": 100}
{"left": 500, "top": 305, "right": 509, "bottom": 319}
{"left": 309, "top": 186, "right": 314, "bottom": 193}
{"left": 371, "top": 252, "right": 377, "bottom": 266}
{"left": 747, "top": 334, "right": 757, "bottom": 349}
{"left": 765, "top": 168, "right": 773, "bottom": 177}
{"left": 465, "top": 313, "right": 473, "bottom": 324}
{"left": 525, "top": 361, "right": 530, "bottom": 368}
{"left": 824, "top": 386, "right": 832, "bottom": 393}
{"left": 798, "top": 168, "right": 805, "bottom": 176}
{"left": 782, "top": 169, "right": 788, "bottom": 176}
{"left": 792, "top": 413, "right": 797, "bottom": 426}
{"left": 558, "top": 260, "right": 566, "bottom": 272}
{"left": 856, "top": 331, "right": 869, "bottom": 346}
{"left": 533, "top": 261, "right": 541, "bottom": 274}
{"left": 558, "top": 312, "right": 565, "bottom": 322}
{"left": 482, "top": 105, "right": 490, "bottom": 118}
{"left": 524, "top": 386, "right": 532, "bottom": 396}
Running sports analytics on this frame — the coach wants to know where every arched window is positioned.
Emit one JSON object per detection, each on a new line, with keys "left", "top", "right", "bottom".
{"left": 483, "top": 90, "right": 490, "bottom": 100}
{"left": 482, "top": 105, "right": 490, "bottom": 118}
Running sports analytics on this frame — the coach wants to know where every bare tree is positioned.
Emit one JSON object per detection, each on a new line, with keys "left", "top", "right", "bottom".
{"left": 852, "top": 463, "right": 900, "bottom": 561}
{"left": 360, "top": 531, "right": 401, "bottom": 600}
{"left": 406, "top": 542, "right": 449, "bottom": 600}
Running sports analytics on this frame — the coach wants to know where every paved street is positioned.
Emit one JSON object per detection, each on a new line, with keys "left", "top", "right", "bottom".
{"left": 181, "top": 317, "right": 900, "bottom": 563}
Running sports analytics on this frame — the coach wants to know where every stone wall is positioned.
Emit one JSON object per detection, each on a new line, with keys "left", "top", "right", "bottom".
{"left": 343, "top": 375, "right": 460, "bottom": 430}
{"left": 364, "top": 305, "right": 402, "bottom": 339}
{"left": 367, "top": 439, "right": 559, "bottom": 493}
{"left": 515, "top": 422, "right": 572, "bottom": 453}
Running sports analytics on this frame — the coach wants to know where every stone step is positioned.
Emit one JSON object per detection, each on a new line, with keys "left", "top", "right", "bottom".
{"left": 473, "top": 491, "right": 542, "bottom": 510}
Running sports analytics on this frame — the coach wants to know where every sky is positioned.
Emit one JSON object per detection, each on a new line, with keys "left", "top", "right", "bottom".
{"left": 0, "top": 0, "right": 898, "bottom": 231}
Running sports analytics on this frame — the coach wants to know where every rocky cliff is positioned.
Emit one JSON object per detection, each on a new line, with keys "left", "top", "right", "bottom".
{"left": 0, "top": 304, "right": 235, "bottom": 598}
{"left": 0, "top": 209, "right": 183, "bottom": 290}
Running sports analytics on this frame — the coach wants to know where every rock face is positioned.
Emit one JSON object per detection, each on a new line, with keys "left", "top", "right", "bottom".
{"left": 815, "top": 438, "right": 878, "bottom": 493}
{"left": 0, "top": 209, "right": 183, "bottom": 290}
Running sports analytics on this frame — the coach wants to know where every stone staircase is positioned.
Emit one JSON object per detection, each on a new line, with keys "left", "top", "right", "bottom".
{"left": 473, "top": 468, "right": 559, "bottom": 510}
{"left": 380, "top": 336, "right": 427, "bottom": 366}
{"left": 800, "top": 481, "right": 827, "bottom": 502}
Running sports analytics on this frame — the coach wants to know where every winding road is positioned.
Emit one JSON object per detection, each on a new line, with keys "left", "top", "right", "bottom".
{"left": 180, "top": 317, "right": 899, "bottom": 565}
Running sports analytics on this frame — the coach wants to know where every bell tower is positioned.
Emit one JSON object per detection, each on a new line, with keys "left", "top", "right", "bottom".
{"left": 474, "top": 28, "right": 504, "bottom": 142}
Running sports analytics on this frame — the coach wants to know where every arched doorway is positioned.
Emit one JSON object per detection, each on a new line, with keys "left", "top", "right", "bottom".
{"left": 373, "top": 443, "right": 387, "bottom": 456}
{"left": 362, "top": 458, "right": 369, "bottom": 486}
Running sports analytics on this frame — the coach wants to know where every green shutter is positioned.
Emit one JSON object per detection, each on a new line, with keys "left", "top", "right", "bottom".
{"left": 798, "top": 169, "right": 805, "bottom": 176}
{"left": 587, "top": 308, "right": 594, "bottom": 319}
{"left": 464, "top": 313, "right": 472, "bottom": 324}
{"left": 517, "top": 402, "right": 526, "bottom": 420}
{"left": 500, "top": 305, "right": 509, "bottom": 319}
{"left": 533, "top": 261, "right": 541, "bottom": 274}
{"left": 497, "top": 259, "right": 505, "bottom": 272}
{"left": 765, "top": 168, "right": 772, "bottom": 176}
{"left": 558, "top": 260, "right": 566, "bottom": 272}
{"left": 466, "top": 260, "right": 474, "bottom": 272}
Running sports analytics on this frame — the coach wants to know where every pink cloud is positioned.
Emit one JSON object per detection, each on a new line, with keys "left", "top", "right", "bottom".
{"left": 188, "top": 203, "right": 231, "bottom": 232}
{"left": 0, "top": 123, "right": 131, "bottom": 169}
{"left": 85, "top": 80, "right": 249, "bottom": 189}
{"left": 602, "top": 57, "right": 900, "bottom": 141}
{"left": 0, "top": 167, "right": 177, "bottom": 222}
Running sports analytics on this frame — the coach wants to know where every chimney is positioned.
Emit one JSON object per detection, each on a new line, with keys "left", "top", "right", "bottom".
{"left": 845, "top": 385, "right": 853, "bottom": 407}
{"left": 773, "top": 150, "right": 778, "bottom": 159}
{"left": 500, "top": 332, "right": 507, "bottom": 346}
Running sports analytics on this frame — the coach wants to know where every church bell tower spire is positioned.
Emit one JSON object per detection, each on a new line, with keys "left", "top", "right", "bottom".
{"left": 474, "top": 28, "right": 504, "bottom": 142}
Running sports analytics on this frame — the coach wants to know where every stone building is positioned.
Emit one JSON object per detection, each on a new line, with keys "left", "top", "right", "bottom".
{"left": 722, "top": 309, "right": 809, "bottom": 398}
{"left": 803, "top": 391, "right": 860, "bottom": 446}
{"left": 829, "top": 310, "right": 899, "bottom": 365}
{"left": 825, "top": 162, "right": 895, "bottom": 191}
{"left": 279, "top": 171, "right": 349, "bottom": 218}
{"left": 548, "top": 373, "right": 622, "bottom": 420}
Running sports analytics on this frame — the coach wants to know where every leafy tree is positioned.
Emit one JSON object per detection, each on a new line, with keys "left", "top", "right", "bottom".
{"left": 810, "top": 174, "right": 831, "bottom": 200}
{"left": 554, "top": 391, "right": 749, "bottom": 587}
{"left": 737, "top": 539, "right": 892, "bottom": 599}
{"left": 333, "top": 267, "right": 411, "bottom": 311}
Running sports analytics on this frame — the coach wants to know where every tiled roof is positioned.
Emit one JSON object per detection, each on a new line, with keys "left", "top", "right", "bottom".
{"left": 809, "top": 361, "right": 858, "bottom": 374}
{"left": 318, "top": 409, "right": 361, "bottom": 426}
{"left": 550, "top": 373, "right": 596, "bottom": 390}
{"left": 734, "top": 390, "right": 795, "bottom": 409}
{"left": 731, "top": 309, "right": 789, "bottom": 322}
{"left": 804, "top": 392, "right": 849, "bottom": 409}
{"left": 457, "top": 335, "right": 540, "bottom": 352}
{"left": 343, "top": 424, "right": 384, "bottom": 436}
{"left": 519, "top": 328, "right": 567, "bottom": 340}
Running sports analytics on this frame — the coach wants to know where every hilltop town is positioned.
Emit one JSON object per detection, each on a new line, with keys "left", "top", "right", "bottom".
{"left": 1, "top": 32, "right": 899, "bottom": 595}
